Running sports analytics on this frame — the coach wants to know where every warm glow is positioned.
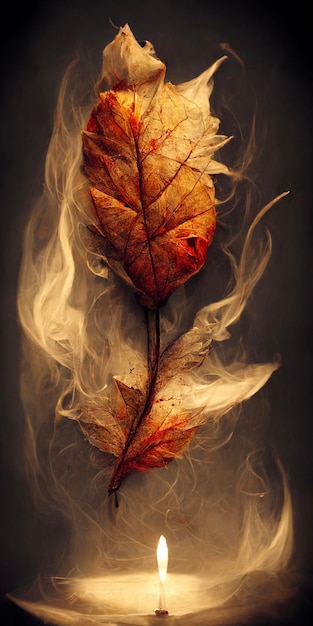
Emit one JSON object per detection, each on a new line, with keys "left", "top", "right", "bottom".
{"left": 157, "top": 535, "right": 168, "bottom": 584}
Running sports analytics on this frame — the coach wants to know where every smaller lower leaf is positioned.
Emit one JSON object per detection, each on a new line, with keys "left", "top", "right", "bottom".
{"left": 77, "top": 321, "right": 210, "bottom": 491}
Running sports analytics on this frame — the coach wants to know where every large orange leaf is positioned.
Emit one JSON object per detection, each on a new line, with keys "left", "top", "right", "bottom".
{"left": 82, "top": 25, "right": 229, "bottom": 309}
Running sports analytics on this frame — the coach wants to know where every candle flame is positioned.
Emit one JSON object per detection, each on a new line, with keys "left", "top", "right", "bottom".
{"left": 157, "top": 535, "right": 168, "bottom": 584}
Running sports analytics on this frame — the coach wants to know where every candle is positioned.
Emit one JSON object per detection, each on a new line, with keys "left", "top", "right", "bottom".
{"left": 155, "top": 535, "right": 169, "bottom": 616}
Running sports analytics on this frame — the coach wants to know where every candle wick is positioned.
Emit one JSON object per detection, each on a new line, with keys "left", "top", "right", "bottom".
{"left": 159, "top": 580, "right": 165, "bottom": 609}
{"left": 155, "top": 579, "right": 168, "bottom": 616}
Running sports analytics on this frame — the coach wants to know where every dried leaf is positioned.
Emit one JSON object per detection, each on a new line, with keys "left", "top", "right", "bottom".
{"left": 79, "top": 374, "right": 202, "bottom": 492}
{"left": 78, "top": 310, "right": 212, "bottom": 490}
{"left": 82, "top": 24, "right": 229, "bottom": 309}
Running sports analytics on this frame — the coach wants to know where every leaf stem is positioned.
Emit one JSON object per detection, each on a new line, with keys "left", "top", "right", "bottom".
{"left": 145, "top": 307, "right": 161, "bottom": 391}
{"left": 108, "top": 307, "right": 161, "bottom": 493}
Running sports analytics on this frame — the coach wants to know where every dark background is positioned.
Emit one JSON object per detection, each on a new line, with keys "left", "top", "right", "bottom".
{"left": 0, "top": 1, "right": 312, "bottom": 624}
